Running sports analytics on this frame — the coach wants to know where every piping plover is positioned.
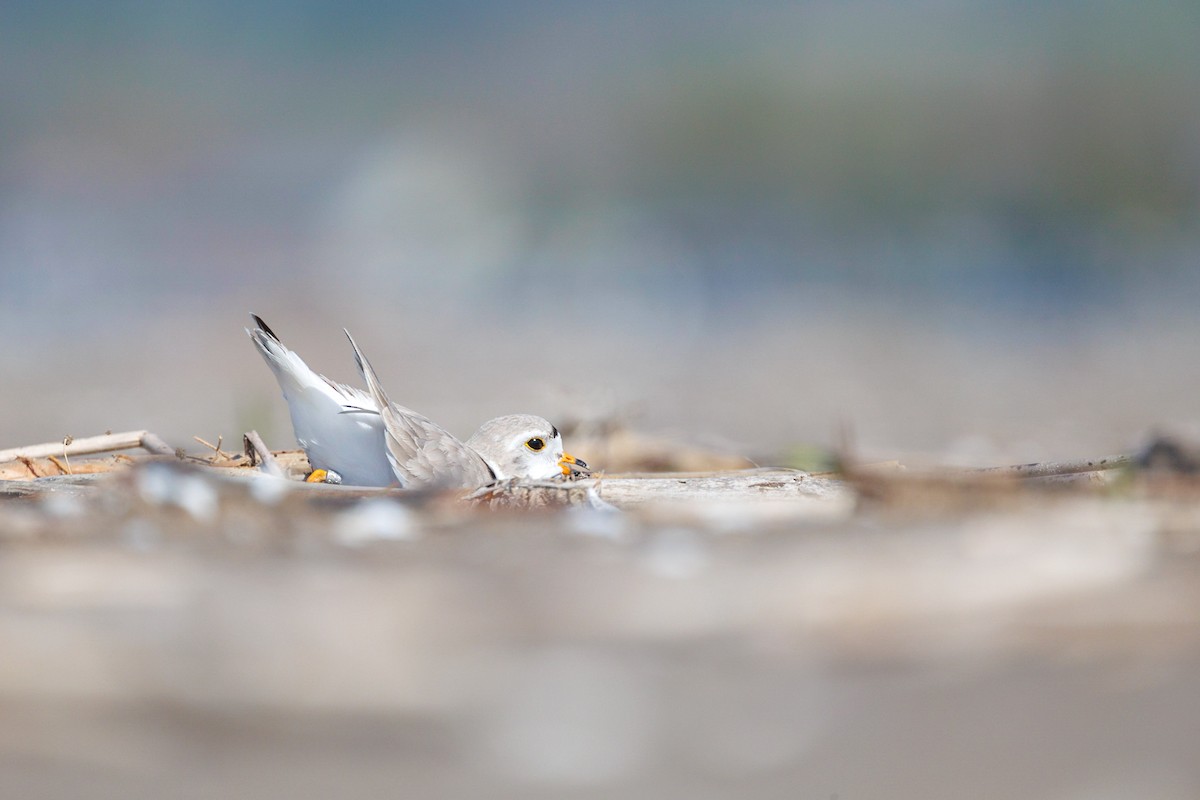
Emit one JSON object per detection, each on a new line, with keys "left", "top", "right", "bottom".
{"left": 247, "top": 315, "right": 588, "bottom": 488}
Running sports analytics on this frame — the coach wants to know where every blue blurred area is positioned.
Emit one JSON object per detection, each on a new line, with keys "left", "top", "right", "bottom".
{"left": 4, "top": 1, "right": 1198, "bottom": 318}
{"left": 2, "top": 2, "right": 1199, "bottom": 456}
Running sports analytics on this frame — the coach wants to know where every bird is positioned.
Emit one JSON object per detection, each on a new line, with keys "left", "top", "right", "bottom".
{"left": 246, "top": 314, "right": 589, "bottom": 489}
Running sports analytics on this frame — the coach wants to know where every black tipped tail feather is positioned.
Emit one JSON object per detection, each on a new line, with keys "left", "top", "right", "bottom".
{"left": 250, "top": 313, "right": 281, "bottom": 343}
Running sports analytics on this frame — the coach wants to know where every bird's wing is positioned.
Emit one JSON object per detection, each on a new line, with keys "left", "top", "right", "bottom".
{"left": 344, "top": 329, "right": 494, "bottom": 489}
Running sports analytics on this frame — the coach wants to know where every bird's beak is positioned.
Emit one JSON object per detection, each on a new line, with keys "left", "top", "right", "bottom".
{"left": 559, "top": 453, "right": 591, "bottom": 476}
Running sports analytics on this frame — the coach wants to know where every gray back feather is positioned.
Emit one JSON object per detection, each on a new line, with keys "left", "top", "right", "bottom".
{"left": 343, "top": 330, "right": 493, "bottom": 489}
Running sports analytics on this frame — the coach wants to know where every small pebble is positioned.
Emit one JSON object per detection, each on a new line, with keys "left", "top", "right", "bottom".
{"left": 135, "top": 463, "right": 219, "bottom": 522}
{"left": 333, "top": 499, "right": 419, "bottom": 546}
{"left": 40, "top": 491, "right": 87, "bottom": 519}
{"left": 565, "top": 507, "right": 628, "bottom": 540}
{"left": 248, "top": 475, "right": 291, "bottom": 505}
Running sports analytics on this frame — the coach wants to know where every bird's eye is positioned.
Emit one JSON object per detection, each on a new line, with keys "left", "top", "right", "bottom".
{"left": 525, "top": 437, "right": 546, "bottom": 452}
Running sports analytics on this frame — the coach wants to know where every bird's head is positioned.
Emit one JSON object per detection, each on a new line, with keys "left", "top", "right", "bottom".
{"left": 467, "top": 414, "right": 590, "bottom": 481}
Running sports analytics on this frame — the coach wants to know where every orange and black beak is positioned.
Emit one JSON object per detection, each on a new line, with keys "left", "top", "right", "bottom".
{"left": 559, "top": 453, "right": 591, "bottom": 477}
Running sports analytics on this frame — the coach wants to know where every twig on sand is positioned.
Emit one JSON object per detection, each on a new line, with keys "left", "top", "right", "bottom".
{"left": 243, "top": 431, "right": 285, "bottom": 478}
{"left": 0, "top": 430, "right": 177, "bottom": 463}
{"left": 971, "top": 455, "right": 1132, "bottom": 480}
{"left": 193, "top": 435, "right": 238, "bottom": 464}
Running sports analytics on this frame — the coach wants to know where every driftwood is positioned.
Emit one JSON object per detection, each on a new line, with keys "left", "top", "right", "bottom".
{"left": 466, "top": 477, "right": 613, "bottom": 510}
{"left": 0, "top": 430, "right": 174, "bottom": 463}
{"left": 243, "top": 430, "right": 285, "bottom": 478}
{"left": 596, "top": 469, "right": 846, "bottom": 509}
{"left": 972, "top": 455, "right": 1132, "bottom": 479}
{"left": 0, "top": 473, "right": 109, "bottom": 499}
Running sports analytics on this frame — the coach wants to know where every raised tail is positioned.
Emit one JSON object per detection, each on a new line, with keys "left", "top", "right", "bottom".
{"left": 250, "top": 313, "right": 281, "bottom": 343}
{"left": 246, "top": 313, "right": 324, "bottom": 397}
{"left": 246, "top": 313, "right": 285, "bottom": 362}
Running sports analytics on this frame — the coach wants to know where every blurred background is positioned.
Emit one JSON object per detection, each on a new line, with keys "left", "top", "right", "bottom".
{"left": 7, "top": 6, "right": 1200, "bottom": 799}
{"left": 3, "top": 0, "right": 1200, "bottom": 464}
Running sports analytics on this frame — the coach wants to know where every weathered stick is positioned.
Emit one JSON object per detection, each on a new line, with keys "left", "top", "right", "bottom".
{"left": 139, "top": 432, "right": 176, "bottom": 457}
{"left": 972, "top": 455, "right": 1132, "bottom": 479}
{"left": 0, "top": 474, "right": 109, "bottom": 498}
{"left": 0, "top": 430, "right": 176, "bottom": 463}
{"left": 243, "top": 431, "right": 285, "bottom": 478}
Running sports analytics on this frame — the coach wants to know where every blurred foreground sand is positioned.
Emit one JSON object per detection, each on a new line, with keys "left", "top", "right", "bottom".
{"left": 1, "top": 460, "right": 1199, "bottom": 798}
